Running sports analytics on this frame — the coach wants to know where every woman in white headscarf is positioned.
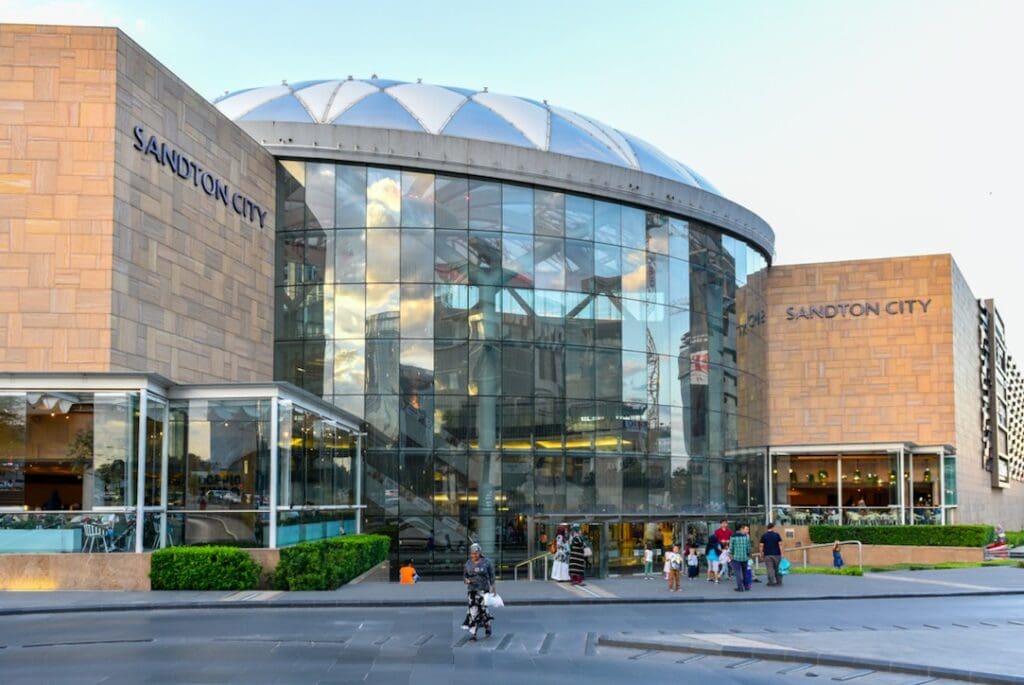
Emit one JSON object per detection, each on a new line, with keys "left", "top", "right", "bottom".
{"left": 462, "top": 543, "right": 496, "bottom": 640}
{"left": 550, "top": 534, "right": 570, "bottom": 581}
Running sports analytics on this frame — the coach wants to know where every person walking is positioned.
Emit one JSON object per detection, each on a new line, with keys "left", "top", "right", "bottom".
{"left": 713, "top": 519, "right": 734, "bottom": 547}
{"left": 705, "top": 534, "right": 722, "bottom": 583}
{"left": 642, "top": 541, "right": 654, "bottom": 579}
{"left": 832, "top": 540, "right": 845, "bottom": 569}
{"left": 568, "top": 524, "right": 587, "bottom": 586}
{"left": 665, "top": 544, "right": 682, "bottom": 592}
{"left": 551, "top": 534, "right": 570, "bottom": 582}
{"left": 462, "top": 543, "right": 495, "bottom": 641}
{"left": 759, "top": 522, "right": 785, "bottom": 587}
{"left": 729, "top": 525, "right": 752, "bottom": 592}
{"left": 718, "top": 541, "right": 731, "bottom": 582}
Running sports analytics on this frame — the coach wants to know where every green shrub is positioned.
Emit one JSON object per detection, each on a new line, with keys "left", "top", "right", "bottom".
{"left": 273, "top": 534, "right": 389, "bottom": 591}
{"left": 150, "top": 546, "right": 261, "bottom": 590}
{"left": 808, "top": 525, "right": 993, "bottom": 547}
{"left": 1003, "top": 530, "right": 1024, "bottom": 547}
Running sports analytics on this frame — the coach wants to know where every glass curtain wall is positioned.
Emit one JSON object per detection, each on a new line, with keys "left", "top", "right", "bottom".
{"left": 274, "top": 160, "right": 770, "bottom": 573}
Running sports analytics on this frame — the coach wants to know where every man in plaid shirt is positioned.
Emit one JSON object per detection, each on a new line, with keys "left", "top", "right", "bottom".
{"left": 729, "top": 524, "right": 752, "bottom": 591}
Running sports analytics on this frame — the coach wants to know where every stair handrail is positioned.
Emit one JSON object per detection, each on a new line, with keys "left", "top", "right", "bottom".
{"left": 513, "top": 551, "right": 552, "bottom": 581}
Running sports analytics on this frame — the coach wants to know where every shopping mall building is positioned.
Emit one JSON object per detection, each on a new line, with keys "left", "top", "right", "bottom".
{"left": 1, "top": 24, "right": 1021, "bottom": 574}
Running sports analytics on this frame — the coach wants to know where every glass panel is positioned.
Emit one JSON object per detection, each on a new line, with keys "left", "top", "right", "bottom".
{"left": 534, "top": 397, "right": 564, "bottom": 452}
{"left": 366, "top": 228, "right": 400, "bottom": 282}
{"left": 500, "top": 396, "right": 533, "bottom": 451}
{"left": 534, "top": 456, "right": 564, "bottom": 513}
{"left": 365, "top": 395, "right": 399, "bottom": 447}
{"left": 647, "top": 254, "right": 669, "bottom": 304}
{"left": 365, "top": 338, "right": 400, "bottom": 394}
{"left": 277, "top": 160, "right": 305, "bottom": 231}
{"left": 502, "top": 342, "right": 534, "bottom": 396}
{"left": 303, "top": 230, "right": 329, "bottom": 285}
{"left": 469, "top": 340, "right": 502, "bottom": 397}
{"left": 565, "top": 346, "right": 594, "bottom": 400}
{"left": 564, "top": 291, "right": 594, "bottom": 347}
{"left": 595, "top": 349, "right": 622, "bottom": 401}
{"left": 595, "top": 456, "right": 622, "bottom": 514}
{"left": 435, "top": 283, "right": 468, "bottom": 339}
{"left": 534, "top": 289, "right": 564, "bottom": 344}
{"left": 305, "top": 162, "right": 335, "bottom": 229}
{"left": 501, "top": 233, "right": 533, "bottom": 286}
{"left": 565, "top": 239, "right": 594, "bottom": 293}
{"left": 535, "top": 344, "right": 564, "bottom": 403}
{"left": 143, "top": 398, "right": 166, "bottom": 507}
{"left": 594, "top": 200, "right": 620, "bottom": 245}
{"left": 594, "top": 243, "right": 620, "bottom": 295}
{"left": 276, "top": 232, "right": 306, "bottom": 288}
{"left": 502, "top": 184, "right": 533, "bottom": 234}
{"left": 468, "top": 232, "right": 502, "bottom": 285}
{"left": 435, "top": 175, "right": 468, "bottom": 228}
{"left": 594, "top": 294, "right": 622, "bottom": 349}
{"left": 365, "top": 284, "right": 399, "bottom": 337}
{"left": 169, "top": 398, "right": 270, "bottom": 511}
{"left": 534, "top": 189, "right": 564, "bottom": 236}
{"left": 622, "top": 298, "right": 645, "bottom": 352}
{"left": 669, "top": 258, "right": 689, "bottom": 308}
{"left": 566, "top": 400, "right": 594, "bottom": 452}
{"left": 621, "top": 206, "right": 645, "bottom": 249}
{"left": 335, "top": 164, "right": 367, "bottom": 228}
{"left": 500, "top": 288, "right": 534, "bottom": 341}
{"left": 469, "top": 179, "right": 501, "bottom": 231}
{"left": 668, "top": 218, "right": 689, "bottom": 261}
{"left": 434, "top": 339, "right": 468, "bottom": 395}
{"left": 646, "top": 212, "right": 669, "bottom": 254}
{"left": 334, "top": 229, "right": 366, "bottom": 283}
{"left": 401, "top": 283, "right": 434, "bottom": 338}
{"left": 401, "top": 171, "right": 434, "bottom": 227}
{"left": 333, "top": 338, "right": 365, "bottom": 396}
{"left": 434, "top": 396, "right": 469, "bottom": 450}
{"left": 434, "top": 229, "right": 468, "bottom": 284}
{"left": 534, "top": 237, "right": 565, "bottom": 290}
{"left": 332, "top": 284, "right": 365, "bottom": 338}
{"left": 366, "top": 167, "right": 401, "bottom": 227}
{"left": 622, "top": 350, "right": 647, "bottom": 403}
{"left": 401, "top": 228, "right": 434, "bottom": 282}
{"left": 622, "top": 248, "right": 646, "bottom": 298}
{"left": 565, "top": 195, "right": 594, "bottom": 240}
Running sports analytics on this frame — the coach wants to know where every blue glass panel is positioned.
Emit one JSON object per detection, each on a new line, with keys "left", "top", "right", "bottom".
{"left": 549, "top": 114, "right": 627, "bottom": 167}
{"left": 366, "top": 78, "right": 406, "bottom": 88}
{"left": 289, "top": 80, "right": 330, "bottom": 90}
{"left": 620, "top": 133, "right": 698, "bottom": 188}
{"left": 214, "top": 87, "right": 256, "bottom": 103}
{"left": 680, "top": 163, "right": 721, "bottom": 195}
{"left": 333, "top": 92, "right": 424, "bottom": 132}
{"left": 239, "top": 95, "right": 314, "bottom": 123}
{"left": 442, "top": 100, "right": 532, "bottom": 148}
{"left": 441, "top": 85, "right": 478, "bottom": 97}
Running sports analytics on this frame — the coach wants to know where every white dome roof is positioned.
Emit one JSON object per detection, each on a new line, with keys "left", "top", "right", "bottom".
{"left": 214, "top": 78, "right": 720, "bottom": 195}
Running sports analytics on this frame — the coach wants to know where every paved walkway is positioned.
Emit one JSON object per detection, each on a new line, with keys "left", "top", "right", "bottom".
{"left": 1, "top": 565, "right": 1022, "bottom": 615}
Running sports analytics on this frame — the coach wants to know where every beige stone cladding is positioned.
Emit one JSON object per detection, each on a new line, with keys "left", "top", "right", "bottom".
{"left": 950, "top": 263, "right": 1023, "bottom": 525}
{"left": 0, "top": 25, "right": 117, "bottom": 371}
{"left": 765, "top": 254, "right": 956, "bottom": 447}
{"left": 112, "top": 31, "right": 276, "bottom": 382}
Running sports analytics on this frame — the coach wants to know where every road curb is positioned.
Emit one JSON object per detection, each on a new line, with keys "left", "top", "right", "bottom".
{"left": 2, "top": 588, "right": 1024, "bottom": 617}
{"left": 598, "top": 635, "right": 1021, "bottom": 685}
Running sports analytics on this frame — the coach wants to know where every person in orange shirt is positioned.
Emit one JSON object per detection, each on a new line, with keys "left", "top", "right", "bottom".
{"left": 399, "top": 559, "right": 418, "bottom": 584}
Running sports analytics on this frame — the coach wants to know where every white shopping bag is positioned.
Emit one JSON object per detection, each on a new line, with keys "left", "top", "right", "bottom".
{"left": 482, "top": 592, "right": 504, "bottom": 608}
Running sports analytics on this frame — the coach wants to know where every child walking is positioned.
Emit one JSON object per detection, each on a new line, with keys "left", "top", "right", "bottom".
{"left": 718, "top": 541, "right": 731, "bottom": 582}
{"left": 686, "top": 546, "right": 700, "bottom": 580}
{"left": 832, "top": 540, "right": 844, "bottom": 569}
{"left": 705, "top": 536, "right": 721, "bottom": 583}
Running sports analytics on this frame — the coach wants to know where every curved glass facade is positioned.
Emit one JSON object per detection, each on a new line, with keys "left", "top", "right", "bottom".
{"left": 274, "top": 159, "right": 769, "bottom": 572}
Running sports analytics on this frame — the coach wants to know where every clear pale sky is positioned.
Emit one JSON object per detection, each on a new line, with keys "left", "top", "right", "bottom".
{"left": 5, "top": 0, "right": 1024, "bottom": 346}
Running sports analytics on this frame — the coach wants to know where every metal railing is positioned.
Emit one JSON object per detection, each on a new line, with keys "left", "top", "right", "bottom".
{"left": 793, "top": 540, "right": 864, "bottom": 571}
{"left": 513, "top": 551, "right": 551, "bottom": 581}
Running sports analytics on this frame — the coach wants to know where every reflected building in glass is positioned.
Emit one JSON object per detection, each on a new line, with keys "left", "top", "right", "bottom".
{"left": 219, "top": 79, "right": 775, "bottom": 574}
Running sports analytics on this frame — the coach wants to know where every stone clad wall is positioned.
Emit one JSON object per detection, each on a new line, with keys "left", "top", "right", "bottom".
{"left": 112, "top": 31, "right": 276, "bottom": 383}
{"left": 0, "top": 25, "right": 118, "bottom": 371}
{"left": 765, "top": 254, "right": 957, "bottom": 446}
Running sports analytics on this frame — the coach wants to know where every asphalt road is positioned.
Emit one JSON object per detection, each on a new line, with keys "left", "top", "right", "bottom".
{"left": 0, "top": 595, "right": 1019, "bottom": 684}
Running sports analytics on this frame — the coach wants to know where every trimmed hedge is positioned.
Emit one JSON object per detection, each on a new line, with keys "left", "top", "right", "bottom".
{"left": 273, "top": 534, "right": 390, "bottom": 591}
{"left": 808, "top": 524, "right": 994, "bottom": 548}
{"left": 150, "top": 546, "right": 261, "bottom": 590}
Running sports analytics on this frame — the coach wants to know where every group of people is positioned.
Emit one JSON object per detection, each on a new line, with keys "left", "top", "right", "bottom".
{"left": 549, "top": 524, "right": 590, "bottom": 585}
{"left": 648, "top": 519, "right": 788, "bottom": 592}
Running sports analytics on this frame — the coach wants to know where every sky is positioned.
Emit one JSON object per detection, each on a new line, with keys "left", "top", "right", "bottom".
{"left": 4, "top": 0, "right": 1024, "bottom": 342}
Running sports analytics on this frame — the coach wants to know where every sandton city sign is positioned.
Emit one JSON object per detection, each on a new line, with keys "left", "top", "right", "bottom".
{"left": 131, "top": 126, "right": 269, "bottom": 228}
{"left": 785, "top": 298, "right": 932, "bottom": 321}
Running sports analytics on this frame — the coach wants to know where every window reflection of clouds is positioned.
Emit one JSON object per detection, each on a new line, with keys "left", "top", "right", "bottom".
{"left": 367, "top": 168, "right": 400, "bottom": 227}
{"left": 400, "top": 284, "right": 434, "bottom": 339}
{"left": 332, "top": 284, "right": 364, "bottom": 339}
{"left": 333, "top": 339, "right": 365, "bottom": 394}
{"left": 366, "top": 228, "right": 399, "bottom": 282}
